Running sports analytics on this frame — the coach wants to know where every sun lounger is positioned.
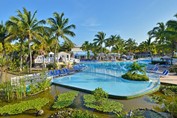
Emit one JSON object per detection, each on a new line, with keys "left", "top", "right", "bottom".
{"left": 147, "top": 66, "right": 159, "bottom": 73}
{"left": 48, "top": 70, "right": 54, "bottom": 76}
{"left": 57, "top": 69, "right": 67, "bottom": 76}
{"left": 159, "top": 70, "right": 169, "bottom": 77}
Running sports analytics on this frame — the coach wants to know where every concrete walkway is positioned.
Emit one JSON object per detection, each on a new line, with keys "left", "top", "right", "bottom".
{"left": 160, "top": 73, "right": 177, "bottom": 85}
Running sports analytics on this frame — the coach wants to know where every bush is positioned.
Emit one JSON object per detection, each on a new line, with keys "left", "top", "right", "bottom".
{"left": 72, "top": 110, "right": 98, "bottom": 118}
{"left": 83, "top": 94, "right": 123, "bottom": 114}
{"left": 151, "top": 60, "right": 167, "bottom": 65}
{"left": 0, "top": 98, "right": 49, "bottom": 115}
{"left": 93, "top": 88, "right": 108, "bottom": 105}
{"left": 52, "top": 91, "right": 79, "bottom": 109}
{"left": 169, "top": 65, "right": 177, "bottom": 74}
{"left": 46, "top": 63, "right": 57, "bottom": 70}
{"left": 122, "top": 72, "right": 149, "bottom": 81}
{"left": 49, "top": 108, "right": 98, "bottom": 118}
{"left": 27, "top": 79, "right": 51, "bottom": 95}
{"left": 160, "top": 85, "right": 177, "bottom": 94}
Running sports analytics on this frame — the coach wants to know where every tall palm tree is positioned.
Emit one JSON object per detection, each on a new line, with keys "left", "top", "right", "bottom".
{"left": 125, "top": 38, "right": 137, "bottom": 54}
{"left": 93, "top": 32, "right": 106, "bottom": 53}
{"left": 81, "top": 41, "right": 91, "bottom": 59}
{"left": 47, "top": 12, "right": 76, "bottom": 63}
{"left": 0, "top": 23, "right": 13, "bottom": 58}
{"left": 105, "top": 35, "right": 117, "bottom": 51}
{"left": 166, "top": 13, "right": 177, "bottom": 64}
{"left": 148, "top": 22, "right": 167, "bottom": 55}
{"left": 10, "top": 8, "right": 46, "bottom": 73}
{"left": 6, "top": 17, "right": 27, "bottom": 71}
{"left": 111, "top": 37, "right": 125, "bottom": 54}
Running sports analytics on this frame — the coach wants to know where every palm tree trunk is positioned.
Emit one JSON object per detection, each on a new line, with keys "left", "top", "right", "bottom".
{"left": 20, "top": 41, "right": 23, "bottom": 71}
{"left": 2, "top": 42, "right": 6, "bottom": 58}
{"left": 54, "top": 44, "right": 57, "bottom": 64}
{"left": 28, "top": 35, "right": 32, "bottom": 73}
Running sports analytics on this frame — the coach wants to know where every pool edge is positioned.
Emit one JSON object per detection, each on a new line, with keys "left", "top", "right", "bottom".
{"left": 52, "top": 82, "right": 160, "bottom": 99}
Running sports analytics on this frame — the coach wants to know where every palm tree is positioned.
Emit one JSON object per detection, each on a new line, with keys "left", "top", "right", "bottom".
{"left": 105, "top": 35, "right": 117, "bottom": 51}
{"left": 10, "top": 8, "right": 46, "bottom": 73}
{"left": 0, "top": 22, "right": 13, "bottom": 58}
{"left": 111, "top": 37, "right": 125, "bottom": 54}
{"left": 166, "top": 13, "right": 177, "bottom": 64}
{"left": 60, "top": 41, "right": 75, "bottom": 52}
{"left": 125, "top": 38, "right": 137, "bottom": 54}
{"left": 93, "top": 32, "right": 106, "bottom": 53}
{"left": 47, "top": 12, "right": 76, "bottom": 63}
{"left": 81, "top": 41, "right": 92, "bottom": 59}
{"left": 6, "top": 17, "right": 27, "bottom": 71}
{"left": 148, "top": 22, "right": 167, "bottom": 55}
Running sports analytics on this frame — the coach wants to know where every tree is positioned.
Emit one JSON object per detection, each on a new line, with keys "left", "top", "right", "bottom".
{"left": 148, "top": 22, "right": 167, "bottom": 56}
{"left": 47, "top": 12, "right": 76, "bottom": 63}
{"left": 105, "top": 35, "right": 117, "bottom": 51}
{"left": 10, "top": 8, "right": 46, "bottom": 73}
{"left": 0, "top": 22, "right": 13, "bottom": 58}
{"left": 166, "top": 13, "right": 177, "bottom": 64}
{"left": 81, "top": 41, "right": 91, "bottom": 59}
{"left": 125, "top": 38, "right": 137, "bottom": 54}
{"left": 111, "top": 36, "right": 125, "bottom": 54}
{"left": 93, "top": 88, "right": 108, "bottom": 105}
{"left": 93, "top": 32, "right": 106, "bottom": 53}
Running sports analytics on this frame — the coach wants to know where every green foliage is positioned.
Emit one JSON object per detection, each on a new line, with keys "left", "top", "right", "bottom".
{"left": 129, "top": 62, "right": 145, "bottom": 73}
{"left": 169, "top": 65, "right": 177, "bottom": 74}
{"left": 93, "top": 87, "right": 108, "bottom": 105}
{"left": 0, "top": 98, "right": 49, "bottom": 115}
{"left": 46, "top": 63, "right": 57, "bottom": 70}
{"left": 160, "top": 85, "right": 177, "bottom": 94}
{"left": 162, "top": 99, "right": 177, "bottom": 117}
{"left": 149, "top": 94, "right": 165, "bottom": 103}
{"left": 83, "top": 94, "right": 123, "bottom": 114}
{"left": 122, "top": 72, "right": 149, "bottom": 81}
{"left": 49, "top": 108, "right": 98, "bottom": 118}
{"left": 72, "top": 110, "right": 98, "bottom": 118}
{"left": 0, "top": 81, "right": 26, "bottom": 101}
{"left": 27, "top": 78, "right": 51, "bottom": 95}
{"left": 52, "top": 91, "right": 78, "bottom": 109}
{"left": 151, "top": 61, "right": 167, "bottom": 65}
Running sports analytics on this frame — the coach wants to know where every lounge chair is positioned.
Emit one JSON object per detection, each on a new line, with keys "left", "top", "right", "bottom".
{"left": 73, "top": 65, "right": 81, "bottom": 71}
{"left": 147, "top": 66, "right": 159, "bottom": 73}
{"left": 48, "top": 70, "right": 54, "bottom": 76}
{"left": 159, "top": 70, "right": 169, "bottom": 77}
{"left": 57, "top": 69, "right": 67, "bottom": 76}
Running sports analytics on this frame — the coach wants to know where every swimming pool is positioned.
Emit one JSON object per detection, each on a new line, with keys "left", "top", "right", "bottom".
{"left": 52, "top": 62, "right": 160, "bottom": 99}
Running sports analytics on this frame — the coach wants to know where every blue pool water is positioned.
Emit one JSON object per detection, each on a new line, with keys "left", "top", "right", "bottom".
{"left": 52, "top": 62, "right": 160, "bottom": 98}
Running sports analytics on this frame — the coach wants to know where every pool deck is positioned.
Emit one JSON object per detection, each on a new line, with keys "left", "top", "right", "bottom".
{"left": 160, "top": 73, "right": 177, "bottom": 85}
{"left": 159, "top": 60, "right": 177, "bottom": 85}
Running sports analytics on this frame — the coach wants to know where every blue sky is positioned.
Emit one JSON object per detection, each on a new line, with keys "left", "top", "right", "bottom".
{"left": 0, "top": 0, "right": 177, "bottom": 46}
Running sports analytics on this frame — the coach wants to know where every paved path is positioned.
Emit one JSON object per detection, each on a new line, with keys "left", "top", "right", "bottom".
{"left": 160, "top": 73, "right": 177, "bottom": 85}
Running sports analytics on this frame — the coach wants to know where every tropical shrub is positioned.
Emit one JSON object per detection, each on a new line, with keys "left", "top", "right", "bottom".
{"left": 93, "top": 87, "right": 108, "bottom": 105}
{"left": 0, "top": 81, "right": 26, "bottom": 101}
{"left": 52, "top": 91, "right": 79, "bottom": 109}
{"left": 0, "top": 98, "right": 49, "bottom": 115}
{"left": 151, "top": 61, "right": 167, "bottom": 65}
{"left": 169, "top": 65, "right": 177, "bottom": 74}
{"left": 149, "top": 94, "right": 165, "bottom": 103}
{"left": 46, "top": 63, "right": 57, "bottom": 70}
{"left": 49, "top": 108, "right": 98, "bottom": 118}
{"left": 83, "top": 94, "right": 123, "bottom": 113}
{"left": 160, "top": 85, "right": 177, "bottom": 94}
{"left": 122, "top": 62, "right": 149, "bottom": 81}
{"left": 27, "top": 79, "right": 51, "bottom": 95}
{"left": 72, "top": 110, "right": 98, "bottom": 118}
{"left": 162, "top": 99, "right": 177, "bottom": 117}
{"left": 122, "top": 72, "right": 149, "bottom": 81}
